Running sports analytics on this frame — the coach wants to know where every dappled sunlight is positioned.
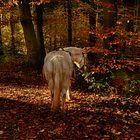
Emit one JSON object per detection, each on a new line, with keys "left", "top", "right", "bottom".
{"left": 0, "top": 84, "right": 50, "bottom": 105}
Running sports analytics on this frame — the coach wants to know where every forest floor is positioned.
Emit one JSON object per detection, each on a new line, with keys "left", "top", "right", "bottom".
{"left": 0, "top": 58, "right": 140, "bottom": 140}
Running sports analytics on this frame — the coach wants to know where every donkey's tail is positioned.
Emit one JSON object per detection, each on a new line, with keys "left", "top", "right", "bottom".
{"left": 51, "top": 73, "right": 61, "bottom": 112}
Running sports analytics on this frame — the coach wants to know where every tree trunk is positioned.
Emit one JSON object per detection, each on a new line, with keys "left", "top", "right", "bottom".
{"left": 67, "top": 0, "right": 72, "bottom": 47}
{"left": 124, "top": 0, "right": 135, "bottom": 32}
{"left": 103, "top": 0, "right": 117, "bottom": 28}
{"left": 36, "top": 4, "right": 46, "bottom": 70}
{"left": 10, "top": 12, "right": 16, "bottom": 55}
{"left": 135, "top": 0, "right": 140, "bottom": 32}
{"left": 18, "top": 0, "right": 40, "bottom": 69}
{"left": 103, "top": 0, "right": 118, "bottom": 50}
{"left": 0, "top": 14, "right": 3, "bottom": 55}
{"left": 89, "top": 1, "right": 97, "bottom": 46}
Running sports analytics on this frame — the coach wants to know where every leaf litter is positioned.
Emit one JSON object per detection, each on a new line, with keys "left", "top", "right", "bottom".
{"left": 0, "top": 61, "right": 140, "bottom": 139}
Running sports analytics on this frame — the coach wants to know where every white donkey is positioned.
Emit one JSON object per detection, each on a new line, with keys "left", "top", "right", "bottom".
{"left": 43, "top": 47, "right": 86, "bottom": 112}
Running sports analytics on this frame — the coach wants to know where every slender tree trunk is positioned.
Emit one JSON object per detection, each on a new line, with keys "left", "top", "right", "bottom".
{"left": 138, "top": 0, "right": 140, "bottom": 33}
{"left": 67, "top": 0, "right": 72, "bottom": 47}
{"left": 0, "top": 14, "right": 3, "bottom": 55}
{"left": 124, "top": 0, "right": 135, "bottom": 32}
{"left": 18, "top": 0, "right": 41, "bottom": 69}
{"left": 10, "top": 12, "right": 16, "bottom": 55}
{"left": 135, "top": 0, "right": 140, "bottom": 32}
{"left": 103, "top": 0, "right": 118, "bottom": 50}
{"left": 89, "top": 1, "right": 97, "bottom": 46}
{"left": 103, "top": 0, "right": 117, "bottom": 28}
{"left": 36, "top": 4, "right": 46, "bottom": 70}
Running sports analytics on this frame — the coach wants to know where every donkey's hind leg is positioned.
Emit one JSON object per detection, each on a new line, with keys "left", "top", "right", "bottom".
{"left": 61, "top": 88, "right": 67, "bottom": 112}
{"left": 47, "top": 75, "right": 55, "bottom": 111}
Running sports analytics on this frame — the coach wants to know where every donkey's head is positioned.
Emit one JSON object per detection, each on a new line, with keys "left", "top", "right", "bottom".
{"left": 60, "top": 47, "right": 87, "bottom": 70}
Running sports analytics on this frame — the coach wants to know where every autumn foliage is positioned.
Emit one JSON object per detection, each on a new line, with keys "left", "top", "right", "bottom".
{"left": 0, "top": 0, "right": 140, "bottom": 139}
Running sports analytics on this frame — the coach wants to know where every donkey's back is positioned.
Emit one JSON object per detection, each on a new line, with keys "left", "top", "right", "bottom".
{"left": 43, "top": 50, "right": 73, "bottom": 112}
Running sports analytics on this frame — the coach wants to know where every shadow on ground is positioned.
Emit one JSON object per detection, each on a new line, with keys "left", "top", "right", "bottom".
{"left": 1, "top": 96, "right": 140, "bottom": 139}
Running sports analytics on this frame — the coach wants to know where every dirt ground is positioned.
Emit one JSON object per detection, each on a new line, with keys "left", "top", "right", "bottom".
{"left": 0, "top": 61, "right": 140, "bottom": 139}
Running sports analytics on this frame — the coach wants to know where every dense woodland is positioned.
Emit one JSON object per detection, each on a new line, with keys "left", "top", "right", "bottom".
{"left": 0, "top": 0, "right": 140, "bottom": 139}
